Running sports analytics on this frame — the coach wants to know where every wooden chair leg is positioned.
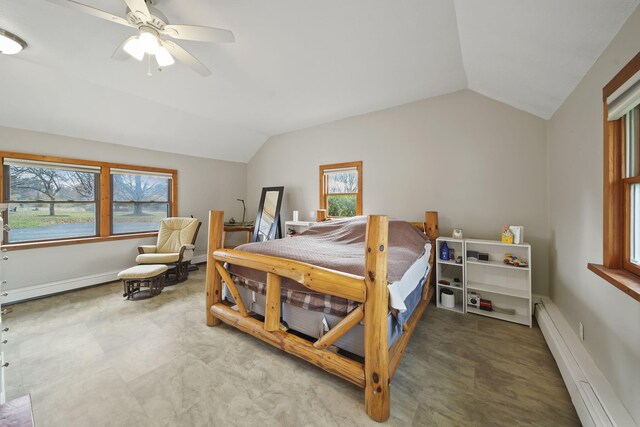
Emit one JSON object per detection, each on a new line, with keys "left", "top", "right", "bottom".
{"left": 177, "top": 262, "right": 188, "bottom": 282}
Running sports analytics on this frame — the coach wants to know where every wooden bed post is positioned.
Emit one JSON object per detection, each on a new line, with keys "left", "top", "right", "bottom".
{"left": 423, "top": 211, "right": 439, "bottom": 300}
{"left": 425, "top": 211, "right": 439, "bottom": 241}
{"left": 364, "top": 215, "right": 390, "bottom": 422}
{"left": 206, "top": 210, "right": 224, "bottom": 326}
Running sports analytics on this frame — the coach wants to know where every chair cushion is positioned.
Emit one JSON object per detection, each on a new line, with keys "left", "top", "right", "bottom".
{"left": 118, "top": 264, "right": 168, "bottom": 280}
{"left": 138, "top": 245, "right": 157, "bottom": 254}
{"left": 156, "top": 218, "right": 199, "bottom": 254}
{"left": 136, "top": 253, "right": 181, "bottom": 264}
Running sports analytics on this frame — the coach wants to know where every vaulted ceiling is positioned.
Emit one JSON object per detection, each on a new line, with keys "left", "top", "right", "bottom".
{"left": 0, "top": 0, "right": 637, "bottom": 162}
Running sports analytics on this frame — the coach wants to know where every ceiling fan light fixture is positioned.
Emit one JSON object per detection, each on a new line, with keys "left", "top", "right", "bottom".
{"left": 123, "top": 37, "right": 144, "bottom": 60}
{"left": 156, "top": 46, "right": 174, "bottom": 67}
{"left": 0, "top": 29, "right": 27, "bottom": 55}
{"left": 138, "top": 30, "right": 159, "bottom": 55}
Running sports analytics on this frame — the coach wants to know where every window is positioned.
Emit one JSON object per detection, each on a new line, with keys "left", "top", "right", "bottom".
{"left": 3, "top": 158, "right": 99, "bottom": 243}
{"left": 0, "top": 152, "right": 177, "bottom": 248}
{"left": 319, "top": 161, "right": 362, "bottom": 217}
{"left": 589, "top": 51, "right": 640, "bottom": 302}
{"left": 625, "top": 106, "right": 640, "bottom": 273}
{"left": 111, "top": 170, "right": 171, "bottom": 234}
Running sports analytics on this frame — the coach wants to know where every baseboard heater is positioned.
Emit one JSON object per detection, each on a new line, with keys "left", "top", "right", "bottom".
{"left": 535, "top": 299, "right": 636, "bottom": 427}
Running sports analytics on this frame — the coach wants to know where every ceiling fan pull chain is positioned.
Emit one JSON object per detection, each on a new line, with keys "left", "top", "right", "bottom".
{"left": 147, "top": 54, "right": 152, "bottom": 76}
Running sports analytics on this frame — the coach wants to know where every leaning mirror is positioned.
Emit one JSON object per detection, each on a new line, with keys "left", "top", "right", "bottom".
{"left": 252, "top": 186, "right": 284, "bottom": 242}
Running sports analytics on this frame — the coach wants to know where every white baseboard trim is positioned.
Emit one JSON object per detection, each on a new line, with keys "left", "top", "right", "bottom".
{"left": 531, "top": 293, "right": 544, "bottom": 304}
{"left": 535, "top": 297, "right": 636, "bottom": 427}
{"left": 191, "top": 254, "right": 207, "bottom": 264}
{"left": 3, "top": 271, "right": 120, "bottom": 305}
{"left": 3, "top": 257, "right": 209, "bottom": 305}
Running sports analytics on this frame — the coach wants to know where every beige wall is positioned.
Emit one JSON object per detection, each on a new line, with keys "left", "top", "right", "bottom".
{"left": 248, "top": 90, "right": 550, "bottom": 294}
{"left": 547, "top": 7, "right": 640, "bottom": 423}
{"left": 0, "top": 126, "right": 246, "bottom": 290}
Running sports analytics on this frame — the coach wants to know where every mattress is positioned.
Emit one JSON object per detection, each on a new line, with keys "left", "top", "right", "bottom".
{"left": 227, "top": 216, "right": 431, "bottom": 314}
{"left": 227, "top": 240, "right": 430, "bottom": 317}
{"left": 223, "top": 266, "right": 429, "bottom": 357}
{"left": 220, "top": 216, "right": 432, "bottom": 356}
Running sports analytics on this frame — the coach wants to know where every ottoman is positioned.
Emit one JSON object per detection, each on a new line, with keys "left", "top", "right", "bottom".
{"left": 119, "top": 264, "right": 168, "bottom": 300}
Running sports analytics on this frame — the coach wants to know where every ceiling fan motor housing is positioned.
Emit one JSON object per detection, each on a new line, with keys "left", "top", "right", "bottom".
{"left": 126, "top": 5, "right": 168, "bottom": 29}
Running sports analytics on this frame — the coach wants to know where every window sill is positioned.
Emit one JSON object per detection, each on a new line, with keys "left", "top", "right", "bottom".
{"left": 587, "top": 263, "right": 640, "bottom": 302}
{"left": 3, "top": 232, "right": 158, "bottom": 251}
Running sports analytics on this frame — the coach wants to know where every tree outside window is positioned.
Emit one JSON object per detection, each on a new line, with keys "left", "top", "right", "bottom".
{"left": 0, "top": 153, "right": 178, "bottom": 248}
{"left": 111, "top": 172, "right": 171, "bottom": 234}
{"left": 320, "top": 161, "right": 363, "bottom": 217}
{"left": 5, "top": 163, "right": 98, "bottom": 243}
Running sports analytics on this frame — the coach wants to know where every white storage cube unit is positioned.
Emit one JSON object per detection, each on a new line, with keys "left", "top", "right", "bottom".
{"left": 435, "top": 238, "right": 465, "bottom": 313}
{"left": 464, "top": 239, "right": 532, "bottom": 326}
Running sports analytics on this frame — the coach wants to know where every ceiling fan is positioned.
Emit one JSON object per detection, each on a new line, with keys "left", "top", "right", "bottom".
{"left": 47, "top": 0, "right": 235, "bottom": 76}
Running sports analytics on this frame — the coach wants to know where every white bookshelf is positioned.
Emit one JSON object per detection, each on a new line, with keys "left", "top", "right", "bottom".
{"left": 464, "top": 239, "right": 532, "bottom": 327}
{"left": 435, "top": 238, "right": 465, "bottom": 314}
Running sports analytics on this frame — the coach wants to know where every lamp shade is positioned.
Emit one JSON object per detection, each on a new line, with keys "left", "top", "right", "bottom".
{"left": 0, "top": 29, "right": 27, "bottom": 55}
{"left": 138, "top": 31, "right": 159, "bottom": 55}
{"left": 155, "top": 45, "right": 174, "bottom": 67}
{"left": 123, "top": 37, "right": 144, "bottom": 61}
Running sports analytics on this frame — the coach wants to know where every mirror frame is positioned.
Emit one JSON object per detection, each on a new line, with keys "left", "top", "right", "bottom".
{"left": 252, "top": 186, "right": 284, "bottom": 242}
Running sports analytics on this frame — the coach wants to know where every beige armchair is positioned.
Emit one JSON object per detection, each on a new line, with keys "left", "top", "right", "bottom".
{"left": 136, "top": 217, "right": 202, "bottom": 283}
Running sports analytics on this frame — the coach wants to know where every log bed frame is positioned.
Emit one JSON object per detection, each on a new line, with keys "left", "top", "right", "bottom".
{"left": 205, "top": 210, "right": 439, "bottom": 422}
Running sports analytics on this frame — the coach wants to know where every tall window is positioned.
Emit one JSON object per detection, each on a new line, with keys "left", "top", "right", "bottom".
{"left": 319, "top": 161, "right": 362, "bottom": 217}
{"left": 3, "top": 159, "right": 99, "bottom": 243}
{"left": 111, "top": 170, "right": 171, "bottom": 234}
{"left": 0, "top": 152, "right": 177, "bottom": 248}
{"left": 591, "top": 50, "right": 640, "bottom": 302}
{"left": 625, "top": 106, "right": 640, "bottom": 272}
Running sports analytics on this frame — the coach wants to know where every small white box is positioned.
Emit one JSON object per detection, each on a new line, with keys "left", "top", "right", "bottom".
{"left": 509, "top": 226, "right": 524, "bottom": 244}
{"left": 441, "top": 289, "right": 455, "bottom": 308}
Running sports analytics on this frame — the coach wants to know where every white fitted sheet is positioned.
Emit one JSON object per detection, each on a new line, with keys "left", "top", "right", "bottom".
{"left": 387, "top": 242, "right": 431, "bottom": 312}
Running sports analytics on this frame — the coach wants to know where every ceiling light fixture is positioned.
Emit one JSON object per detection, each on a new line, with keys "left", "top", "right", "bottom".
{"left": 138, "top": 29, "right": 159, "bottom": 55}
{"left": 155, "top": 46, "right": 174, "bottom": 67}
{"left": 0, "top": 29, "right": 27, "bottom": 55}
{"left": 123, "top": 37, "right": 144, "bottom": 61}
{"left": 122, "top": 27, "right": 175, "bottom": 70}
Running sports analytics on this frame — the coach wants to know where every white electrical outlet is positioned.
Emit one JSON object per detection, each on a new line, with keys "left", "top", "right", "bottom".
{"left": 579, "top": 322, "right": 584, "bottom": 341}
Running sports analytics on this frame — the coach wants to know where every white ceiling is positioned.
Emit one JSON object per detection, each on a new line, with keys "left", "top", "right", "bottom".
{"left": 0, "top": 0, "right": 637, "bottom": 162}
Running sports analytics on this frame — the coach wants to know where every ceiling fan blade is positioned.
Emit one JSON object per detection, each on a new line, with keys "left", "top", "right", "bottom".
{"left": 161, "top": 24, "right": 235, "bottom": 43}
{"left": 123, "top": 0, "right": 151, "bottom": 19}
{"left": 46, "top": 0, "right": 132, "bottom": 27}
{"left": 161, "top": 40, "right": 211, "bottom": 76}
{"left": 112, "top": 36, "right": 137, "bottom": 60}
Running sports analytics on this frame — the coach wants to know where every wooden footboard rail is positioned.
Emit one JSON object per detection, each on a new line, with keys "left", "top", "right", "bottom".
{"left": 205, "top": 210, "right": 439, "bottom": 422}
